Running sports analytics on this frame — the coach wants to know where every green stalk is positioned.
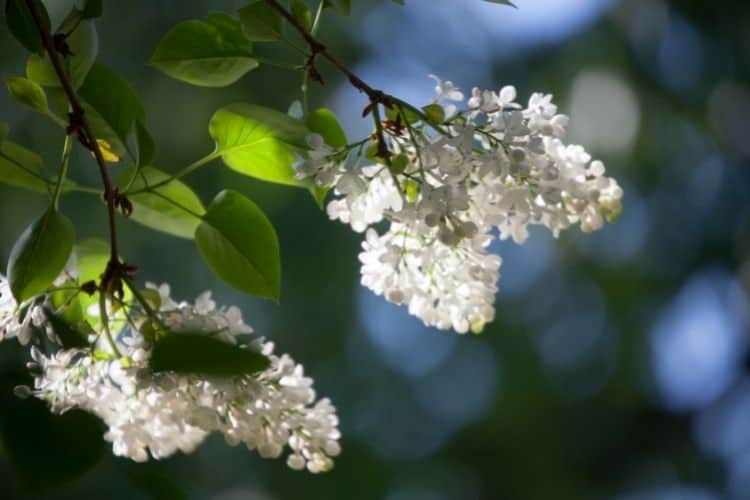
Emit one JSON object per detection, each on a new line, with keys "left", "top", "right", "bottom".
{"left": 99, "top": 292, "right": 122, "bottom": 357}
{"left": 51, "top": 135, "right": 73, "bottom": 209}
{"left": 127, "top": 150, "right": 221, "bottom": 194}
{"left": 123, "top": 277, "right": 168, "bottom": 331}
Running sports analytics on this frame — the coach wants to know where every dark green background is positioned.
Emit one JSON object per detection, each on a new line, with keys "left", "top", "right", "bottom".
{"left": 1, "top": 0, "right": 749, "bottom": 498}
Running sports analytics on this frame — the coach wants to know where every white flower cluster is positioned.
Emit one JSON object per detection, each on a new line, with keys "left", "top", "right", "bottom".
{"left": 3, "top": 278, "right": 340, "bottom": 473}
{"left": 295, "top": 76, "right": 623, "bottom": 334}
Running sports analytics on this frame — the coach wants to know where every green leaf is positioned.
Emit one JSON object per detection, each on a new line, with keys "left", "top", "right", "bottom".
{"left": 195, "top": 190, "right": 280, "bottom": 299}
{"left": 0, "top": 382, "right": 106, "bottom": 490}
{"left": 422, "top": 103, "right": 446, "bottom": 125}
{"left": 50, "top": 277, "right": 84, "bottom": 321}
{"left": 43, "top": 307, "right": 89, "bottom": 348}
{"left": 7, "top": 207, "right": 75, "bottom": 302}
{"left": 78, "top": 63, "right": 145, "bottom": 160}
{"left": 0, "top": 139, "right": 48, "bottom": 192}
{"left": 0, "top": 122, "right": 8, "bottom": 144}
{"left": 149, "top": 12, "right": 258, "bottom": 87}
{"left": 324, "top": 0, "right": 351, "bottom": 15}
{"left": 290, "top": 0, "right": 311, "bottom": 29}
{"left": 209, "top": 103, "right": 310, "bottom": 187}
{"left": 303, "top": 108, "right": 344, "bottom": 207}
{"left": 238, "top": 1, "right": 283, "bottom": 42}
{"left": 310, "top": 185, "right": 329, "bottom": 210}
{"left": 78, "top": 0, "right": 102, "bottom": 19}
{"left": 118, "top": 166, "right": 205, "bottom": 239}
{"left": 5, "top": 0, "right": 50, "bottom": 54}
{"left": 43, "top": 0, "right": 77, "bottom": 31}
{"left": 26, "top": 19, "right": 98, "bottom": 89}
{"left": 134, "top": 120, "right": 156, "bottom": 167}
{"left": 484, "top": 0, "right": 517, "bottom": 6}
{"left": 150, "top": 332, "right": 270, "bottom": 377}
{"left": 305, "top": 108, "right": 347, "bottom": 148}
{"left": 75, "top": 238, "right": 108, "bottom": 285}
{"left": 5, "top": 76, "right": 48, "bottom": 113}
{"left": 390, "top": 153, "right": 408, "bottom": 174}
{"left": 386, "top": 104, "right": 419, "bottom": 124}
{"left": 138, "top": 288, "right": 161, "bottom": 310}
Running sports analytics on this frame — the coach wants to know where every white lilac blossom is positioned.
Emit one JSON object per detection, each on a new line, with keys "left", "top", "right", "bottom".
{"left": 296, "top": 77, "right": 623, "bottom": 334}
{"left": 0, "top": 275, "right": 45, "bottom": 345}
{"left": 9, "top": 282, "right": 340, "bottom": 473}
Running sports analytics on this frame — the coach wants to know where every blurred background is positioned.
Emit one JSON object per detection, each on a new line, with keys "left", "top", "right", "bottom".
{"left": 1, "top": 0, "right": 750, "bottom": 498}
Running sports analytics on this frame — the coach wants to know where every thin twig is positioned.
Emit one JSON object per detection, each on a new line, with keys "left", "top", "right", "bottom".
{"left": 24, "top": 0, "right": 121, "bottom": 267}
{"left": 262, "top": 0, "right": 449, "bottom": 164}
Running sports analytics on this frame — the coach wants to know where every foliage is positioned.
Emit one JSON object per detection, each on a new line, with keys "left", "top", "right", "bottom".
{"left": 0, "top": 0, "right": 616, "bottom": 490}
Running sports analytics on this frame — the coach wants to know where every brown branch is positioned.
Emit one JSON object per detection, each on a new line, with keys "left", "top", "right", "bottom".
{"left": 24, "top": 0, "right": 122, "bottom": 278}
{"left": 263, "top": 0, "right": 393, "bottom": 160}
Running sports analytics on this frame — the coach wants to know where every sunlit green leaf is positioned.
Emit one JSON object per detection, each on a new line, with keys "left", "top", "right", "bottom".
{"left": 386, "top": 104, "right": 419, "bottom": 124}
{"left": 50, "top": 277, "right": 84, "bottom": 320}
{"left": 303, "top": 108, "right": 344, "bottom": 208}
{"left": 390, "top": 153, "right": 408, "bottom": 174}
{"left": 7, "top": 207, "right": 75, "bottom": 302}
{"left": 238, "top": 1, "right": 283, "bottom": 42}
{"left": 209, "top": 103, "right": 310, "bottom": 187}
{"left": 422, "top": 103, "right": 446, "bottom": 125}
{"left": 5, "top": 76, "right": 48, "bottom": 113}
{"left": 5, "top": 0, "right": 50, "bottom": 54}
{"left": 0, "top": 139, "right": 48, "bottom": 192}
{"left": 26, "top": 19, "right": 98, "bottom": 89}
{"left": 150, "top": 332, "right": 270, "bottom": 377}
{"left": 118, "top": 166, "right": 205, "bottom": 239}
{"left": 305, "top": 107, "right": 347, "bottom": 148}
{"left": 195, "top": 190, "right": 280, "bottom": 299}
{"left": 149, "top": 12, "right": 258, "bottom": 87}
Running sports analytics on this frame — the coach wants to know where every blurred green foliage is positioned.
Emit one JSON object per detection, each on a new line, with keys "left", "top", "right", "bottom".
{"left": 1, "top": 0, "right": 749, "bottom": 499}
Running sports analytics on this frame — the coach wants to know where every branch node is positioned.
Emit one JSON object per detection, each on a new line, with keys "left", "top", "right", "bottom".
{"left": 52, "top": 33, "right": 73, "bottom": 57}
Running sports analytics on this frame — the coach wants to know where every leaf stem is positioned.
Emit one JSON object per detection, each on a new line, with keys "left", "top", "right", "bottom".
{"left": 311, "top": 1, "right": 325, "bottom": 35}
{"left": 300, "top": 1, "right": 325, "bottom": 117}
{"left": 263, "top": 0, "right": 451, "bottom": 149}
{"left": 51, "top": 135, "right": 73, "bottom": 209}
{"left": 128, "top": 150, "right": 220, "bottom": 194}
{"left": 122, "top": 277, "right": 168, "bottom": 331}
{"left": 253, "top": 56, "right": 302, "bottom": 71}
{"left": 99, "top": 291, "right": 122, "bottom": 357}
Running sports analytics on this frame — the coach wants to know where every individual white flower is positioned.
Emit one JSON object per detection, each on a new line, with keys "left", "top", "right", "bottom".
{"left": 0, "top": 275, "right": 41, "bottom": 345}
{"left": 327, "top": 165, "right": 403, "bottom": 232}
{"left": 429, "top": 74, "right": 464, "bottom": 102}
{"left": 293, "top": 134, "right": 344, "bottom": 188}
